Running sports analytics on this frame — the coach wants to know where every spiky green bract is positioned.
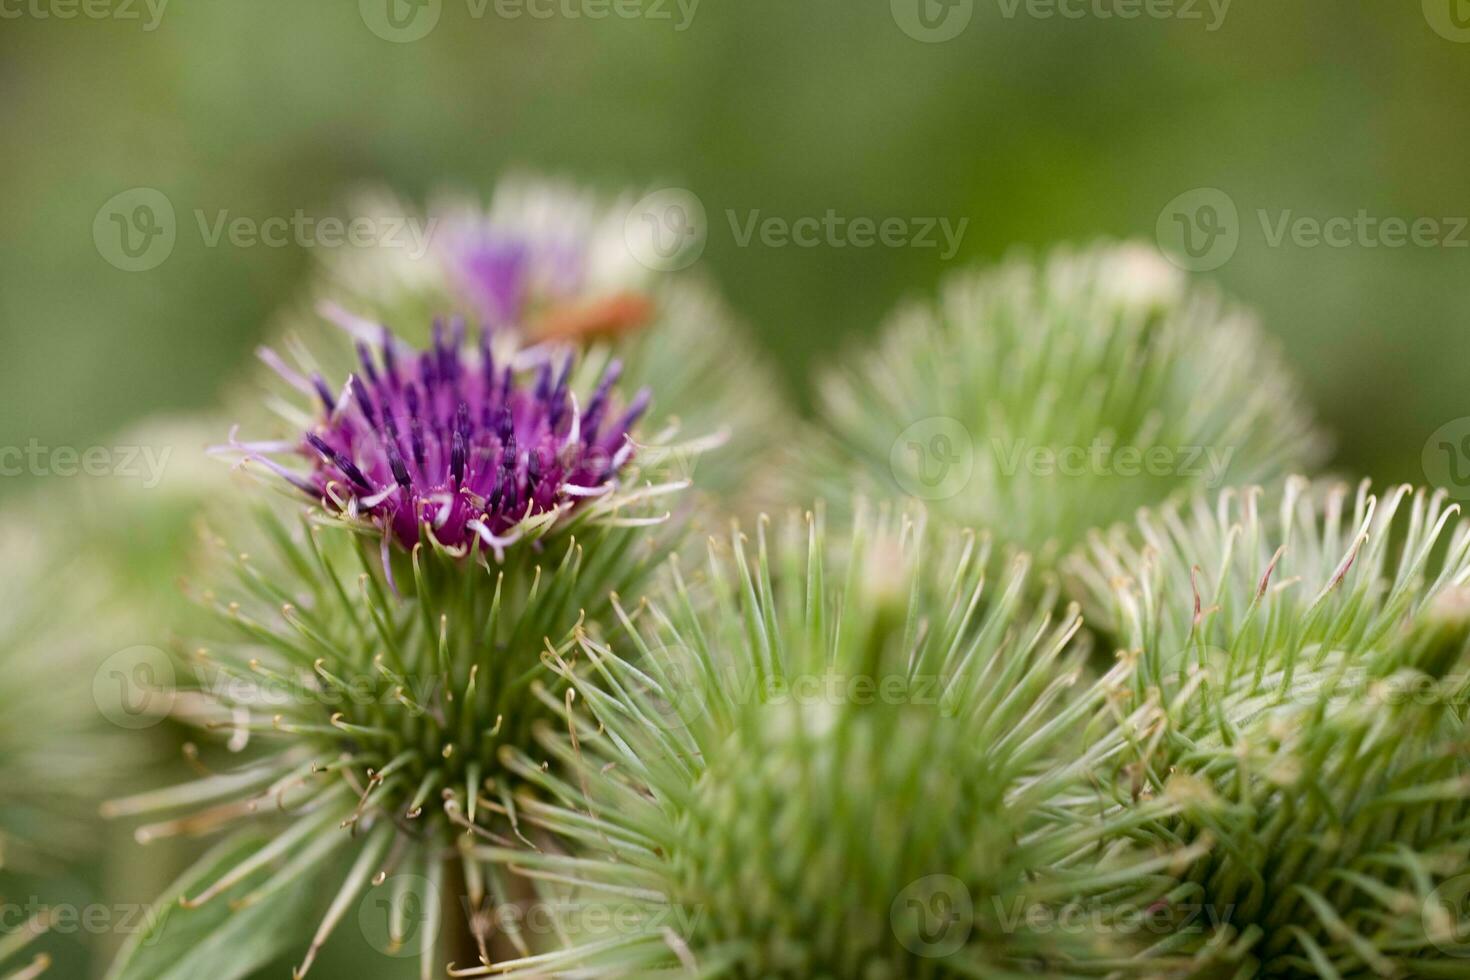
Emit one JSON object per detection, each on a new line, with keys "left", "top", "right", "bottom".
{"left": 0, "top": 523, "right": 117, "bottom": 862}
{"left": 280, "top": 177, "right": 789, "bottom": 506}
{"left": 795, "top": 242, "right": 1326, "bottom": 562}
{"left": 0, "top": 925, "right": 49, "bottom": 980}
{"left": 0, "top": 508, "right": 132, "bottom": 980}
{"left": 470, "top": 505, "right": 1191, "bottom": 979}
{"left": 1068, "top": 478, "right": 1470, "bottom": 976}
{"left": 103, "top": 454, "right": 688, "bottom": 978}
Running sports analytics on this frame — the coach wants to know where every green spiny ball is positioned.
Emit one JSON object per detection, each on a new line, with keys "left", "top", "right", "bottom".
{"left": 676, "top": 706, "right": 996, "bottom": 977}
{"left": 488, "top": 506, "right": 1166, "bottom": 978}
{"left": 794, "top": 242, "right": 1326, "bottom": 562}
{"left": 1071, "top": 478, "right": 1470, "bottom": 976}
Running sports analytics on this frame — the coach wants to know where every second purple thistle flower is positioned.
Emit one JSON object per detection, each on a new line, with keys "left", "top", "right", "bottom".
{"left": 245, "top": 317, "right": 652, "bottom": 559}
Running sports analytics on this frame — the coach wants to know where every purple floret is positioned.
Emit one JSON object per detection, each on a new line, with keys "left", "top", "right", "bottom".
{"left": 251, "top": 318, "right": 650, "bottom": 558}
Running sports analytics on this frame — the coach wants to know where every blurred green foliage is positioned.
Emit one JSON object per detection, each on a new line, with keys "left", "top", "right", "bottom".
{"left": 1, "top": 2, "right": 1468, "bottom": 976}
{"left": 2, "top": 0, "right": 1469, "bottom": 496}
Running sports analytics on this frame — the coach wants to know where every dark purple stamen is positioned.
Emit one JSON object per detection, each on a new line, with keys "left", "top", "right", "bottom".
{"left": 409, "top": 418, "right": 426, "bottom": 471}
{"left": 387, "top": 441, "right": 412, "bottom": 490}
{"left": 351, "top": 376, "right": 378, "bottom": 429}
{"left": 273, "top": 323, "right": 647, "bottom": 554}
{"left": 381, "top": 326, "right": 400, "bottom": 388}
{"left": 306, "top": 433, "right": 373, "bottom": 492}
{"left": 584, "top": 359, "right": 623, "bottom": 433}
{"left": 357, "top": 341, "right": 380, "bottom": 387}
{"left": 311, "top": 374, "right": 337, "bottom": 415}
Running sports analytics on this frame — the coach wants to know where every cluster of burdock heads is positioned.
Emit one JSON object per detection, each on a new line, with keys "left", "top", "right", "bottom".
{"left": 6, "top": 177, "right": 1470, "bottom": 980}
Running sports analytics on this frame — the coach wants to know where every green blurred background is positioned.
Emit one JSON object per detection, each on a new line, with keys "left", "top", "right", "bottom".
{"left": 2, "top": 1, "right": 1468, "bottom": 975}
{"left": 4, "top": 0, "right": 1470, "bottom": 491}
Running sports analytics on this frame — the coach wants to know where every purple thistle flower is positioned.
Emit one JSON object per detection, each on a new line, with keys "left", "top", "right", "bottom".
{"left": 236, "top": 318, "right": 652, "bottom": 560}
{"left": 435, "top": 198, "right": 655, "bottom": 344}
{"left": 445, "top": 225, "right": 587, "bottom": 329}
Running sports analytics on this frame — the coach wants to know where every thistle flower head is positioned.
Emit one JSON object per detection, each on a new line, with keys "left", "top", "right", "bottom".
{"left": 236, "top": 316, "right": 652, "bottom": 562}
{"left": 435, "top": 184, "right": 645, "bottom": 338}
{"left": 105, "top": 318, "right": 692, "bottom": 978}
{"left": 328, "top": 178, "right": 649, "bottom": 342}
{"left": 475, "top": 505, "right": 1178, "bottom": 978}
{"left": 1068, "top": 478, "right": 1470, "bottom": 974}
{"left": 796, "top": 242, "right": 1327, "bottom": 560}
{"left": 291, "top": 177, "right": 789, "bottom": 504}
